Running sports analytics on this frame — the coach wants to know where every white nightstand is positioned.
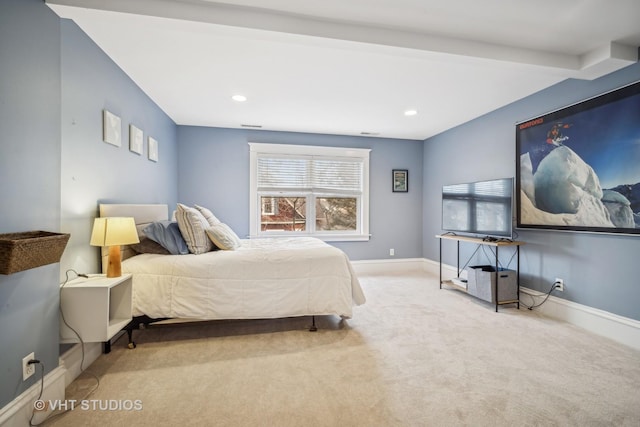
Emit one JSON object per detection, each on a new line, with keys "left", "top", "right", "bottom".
{"left": 60, "top": 274, "right": 132, "bottom": 346}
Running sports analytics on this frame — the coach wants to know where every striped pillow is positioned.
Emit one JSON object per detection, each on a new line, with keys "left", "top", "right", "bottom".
{"left": 194, "top": 204, "right": 221, "bottom": 226}
{"left": 205, "top": 223, "right": 241, "bottom": 250}
{"left": 175, "top": 203, "right": 213, "bottom": 254}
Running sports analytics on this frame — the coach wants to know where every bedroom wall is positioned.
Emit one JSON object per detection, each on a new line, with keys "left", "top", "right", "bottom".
{"left": 0, "top": 0, "right": 62, "bottom": 409}
{"left": 59, "top": 19, "right": 178, "bottom": 275}
{"left": 423, "top": 62, "right": 640, "bottom": 321}
{"left": 177, "top": 127, "right": 424, "bottom": 260}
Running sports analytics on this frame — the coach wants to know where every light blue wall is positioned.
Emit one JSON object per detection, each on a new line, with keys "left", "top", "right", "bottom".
{"left": 59, "top": 19, "right": 178, "bottom": 275}
{"left": 423, "top": 62, "right": 640, "bottom": 321}
{"left": 177, "top": 127, "right": 424, "bottom": 260}
{"left": 0, "top": 0, "right": 62, "bottom": 408}
{"left": 1, "top": 2, "right": 179, "bottom": 409}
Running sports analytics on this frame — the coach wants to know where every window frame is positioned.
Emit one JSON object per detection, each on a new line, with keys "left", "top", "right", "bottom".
{"left": 249, "top": 143, "right": 370, "bottom": 242}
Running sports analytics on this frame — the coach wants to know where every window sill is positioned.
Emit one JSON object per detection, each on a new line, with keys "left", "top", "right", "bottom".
{"left": 319, "top": 234, "right": 370, "bottom": 242}
{"left": 250, "top": 234, "right": 370, "bottom": 242}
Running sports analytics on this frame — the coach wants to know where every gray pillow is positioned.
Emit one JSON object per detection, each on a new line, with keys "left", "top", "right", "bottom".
{"left": 130, "top": 236, "right": 171, "bottom": 255}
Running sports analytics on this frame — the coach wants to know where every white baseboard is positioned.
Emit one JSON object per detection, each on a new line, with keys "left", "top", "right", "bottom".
{"left": 0, "top": 365, "right": 66, "bottom": 427}
{"left": 0, "top": 343, "right": 103, "bottom": 427}
{"left": 426, "top": 258, "right": 640, "bottom": 351}
{"left": 350, "top": 258, "right": 426, "bottom": 275}
{"left": 60, "top": 342, "right": 102, "bottom": 388}
{"left": 519, "top": 287, "right": 640, "bottom": 351}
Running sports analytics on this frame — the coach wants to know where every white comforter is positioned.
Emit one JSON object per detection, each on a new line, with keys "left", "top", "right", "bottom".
{"left": 122, "top": 237, "right": 366, "bottom": 320}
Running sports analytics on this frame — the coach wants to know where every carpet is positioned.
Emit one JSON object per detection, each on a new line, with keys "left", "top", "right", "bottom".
{"left": 45, "top": 269, "right": 640, "bottom": 426}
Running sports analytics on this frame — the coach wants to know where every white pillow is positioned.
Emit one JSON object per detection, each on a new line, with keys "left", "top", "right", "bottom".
{"left": 194, "top": 204, "right": 221, "bottom": 227}
{"left": 175, "top": 203, "right": 213, "bottom": 254}
{"left": 205, "top": 223, "right": 241, "bottom": 251}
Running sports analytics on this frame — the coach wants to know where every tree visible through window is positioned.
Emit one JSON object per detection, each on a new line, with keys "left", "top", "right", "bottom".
{"left": 250, "top": 143, "right": 370, "bottom": 241}
{"left": 315, "top": 197, "right": 357, "bottom": 231}
{"left": 260, "top": 196, "right": 306, "bottom": 231}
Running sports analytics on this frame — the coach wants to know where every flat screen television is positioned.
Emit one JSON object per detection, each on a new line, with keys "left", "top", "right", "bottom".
{"left": 442, "top": 177, "right": 514, "bottom": 240}
{"left": 516, "top": 80, "right": 640, "bottom": 236}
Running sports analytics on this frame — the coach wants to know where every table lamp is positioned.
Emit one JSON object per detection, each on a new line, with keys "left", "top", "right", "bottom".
{"left": 90, "top": 217, "right": 139, "bottom": 278}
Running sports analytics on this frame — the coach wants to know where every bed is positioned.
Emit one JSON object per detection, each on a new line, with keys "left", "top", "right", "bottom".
{"left": 98, "top": 204, "right": 366, "bottom": 348}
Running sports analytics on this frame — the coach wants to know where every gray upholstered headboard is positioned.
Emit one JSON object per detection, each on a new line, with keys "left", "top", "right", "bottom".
{"left": 98, "top": 204, "right": 169, "bottom": 273}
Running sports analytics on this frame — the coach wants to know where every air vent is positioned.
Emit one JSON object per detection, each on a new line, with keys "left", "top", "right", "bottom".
{"left": 360, "top": 132, "right": 379, "bottom": 136}
{"left": 241, "top": 124, "right": 263, "bottom": 128}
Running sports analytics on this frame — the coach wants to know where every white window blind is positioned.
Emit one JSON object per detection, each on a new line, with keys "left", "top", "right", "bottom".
{"left": 256, "top": 155, "right": 363, "bottom": 192}
{"left": 473, "top": 180, "right": 511, "bottom": 197}
{"left": 312, "top": 158, "right": 363, "bottom": 192}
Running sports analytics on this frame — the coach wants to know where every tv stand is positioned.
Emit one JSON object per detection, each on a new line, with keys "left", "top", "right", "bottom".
{"left": 436, "top": 234, "right": 525, "bottom": 312}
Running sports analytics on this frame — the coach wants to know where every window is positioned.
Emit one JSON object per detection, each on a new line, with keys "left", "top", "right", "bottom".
{"left": 261, "top": 197, "right": 277, "bottom": 215}
{"left": 249, "top": 143, "right": 370, "bottom": 241}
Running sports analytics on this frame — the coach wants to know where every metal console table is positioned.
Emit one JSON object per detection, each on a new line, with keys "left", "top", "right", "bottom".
{"left": 436, "top": 234, "right": 525, "bottom": 312}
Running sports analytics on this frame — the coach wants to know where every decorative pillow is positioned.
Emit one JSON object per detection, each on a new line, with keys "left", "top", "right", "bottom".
{"left": 175, "top": 203, "right": 214, "bottom": 254}
{"left": 205, "top": 223, "right": 242, "bottom": 251}
{"left": 194, "top": 204, "right": 221, "bottom": 227}
{"left": 142, "top": 221, "right": 189, "bottom": 255}
{"left": 130, "top": 236, "right": 171, "bottom": 255}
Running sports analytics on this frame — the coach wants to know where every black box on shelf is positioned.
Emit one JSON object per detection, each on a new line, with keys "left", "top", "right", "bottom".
{"left": 466, "top": 265, "right": 517, "bottom": 303}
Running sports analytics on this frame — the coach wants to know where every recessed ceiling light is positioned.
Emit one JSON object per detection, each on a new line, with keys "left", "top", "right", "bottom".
{"left": 404, "top": 109, "right": 418, "bottom": 116}
{"left": 232, "top": 95, "right": 247, "bottom": 102}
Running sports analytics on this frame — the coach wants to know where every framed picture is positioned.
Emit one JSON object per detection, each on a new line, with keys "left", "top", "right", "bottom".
{"left": 148, "top": 136, "right": 158, "bottom": 162}
{"left": 516, "top": 80, "right": 640, "bottom": 236}
{"left": 102, "top": 110, "right": 121, "bottom": 147}
{"left": 129, "top": 124, "right": 143, "bottom": 155}
{"left": 393, "top": 169, "right": 408, "bottom": 192}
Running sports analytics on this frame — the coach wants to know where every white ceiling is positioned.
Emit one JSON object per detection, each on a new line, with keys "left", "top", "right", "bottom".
{"left": 47, "top": 0, "right": 640, "bottom": 140}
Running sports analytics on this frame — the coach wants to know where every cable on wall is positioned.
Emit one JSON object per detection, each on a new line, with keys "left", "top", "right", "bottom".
{"left": 520, "top": 280, "right": 563, "bottom": 310}
{"left": 29, "top": 269, "right": 101, "bottom": 425}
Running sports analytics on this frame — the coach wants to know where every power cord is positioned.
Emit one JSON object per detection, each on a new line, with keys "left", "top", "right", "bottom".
{"left": 28, "top": 360, "right": 44, "bottom": 427}
{"left": 59, "top": 270, "right": 90, "bottom": 371}
{"left": 29, "top": 269, "right": 101, "bottom": 425}
{"left": 520, "top": 279, "right": 563, "bottom": 310}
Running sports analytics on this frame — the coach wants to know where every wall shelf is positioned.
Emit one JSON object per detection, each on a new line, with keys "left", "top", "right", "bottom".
{"left": 0, "top": 231, "right": 70, "bottom": 275}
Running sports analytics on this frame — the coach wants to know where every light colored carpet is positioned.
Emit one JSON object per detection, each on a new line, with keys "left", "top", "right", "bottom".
{"left": 46, "top": 269, "right": 640, "bottom": 426}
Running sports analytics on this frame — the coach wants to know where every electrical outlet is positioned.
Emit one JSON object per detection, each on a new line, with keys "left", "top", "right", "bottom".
{"left": 22, "top": 352, "right": 35, "bottom": 381}
{"left": 554, "top": 278, "right": 564, "bottom": 292}
{"left": 389, "top": 248, "right": 395, "bottom": 256}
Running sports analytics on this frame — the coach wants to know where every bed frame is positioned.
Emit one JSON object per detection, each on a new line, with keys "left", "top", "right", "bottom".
{"left": 98, "top": 203, "right": 319, "bottom": 353}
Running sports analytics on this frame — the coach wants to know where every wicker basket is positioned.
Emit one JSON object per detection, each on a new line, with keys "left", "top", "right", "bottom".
{"left": 0, "top": 231, "right": 70, "bottom": 275}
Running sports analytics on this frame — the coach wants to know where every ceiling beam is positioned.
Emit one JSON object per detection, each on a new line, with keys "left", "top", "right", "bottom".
{"left": 47, "top": 0, "right": 637, "bottom": 79}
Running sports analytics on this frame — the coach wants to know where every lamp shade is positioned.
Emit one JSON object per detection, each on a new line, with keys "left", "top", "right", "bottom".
{"left": 90, "top": 217, "right": 139, "bottom": 247}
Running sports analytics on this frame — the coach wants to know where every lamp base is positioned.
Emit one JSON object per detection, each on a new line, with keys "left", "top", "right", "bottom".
{"left": 106, "top": 245, "right": 122, "bottom": 278}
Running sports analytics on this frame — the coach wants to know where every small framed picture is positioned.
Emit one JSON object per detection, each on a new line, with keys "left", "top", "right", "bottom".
{"left": 392, "top": 169, "right": 408, "bottom": 192}
{"left": 148, "top": 136, "right": 158, "bottom": 162}
{"left": 102, "top": 110, "right": 121, "bottom": 147}
{"left": 129, "top": 124, "right": 143, "bottom": 155}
